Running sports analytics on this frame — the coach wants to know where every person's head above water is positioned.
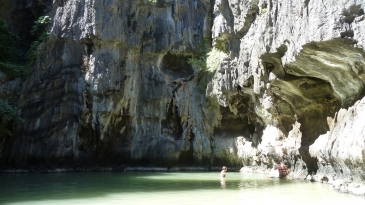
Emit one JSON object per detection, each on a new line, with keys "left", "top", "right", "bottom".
{"left": 222, "top": 166, "right": 227, "bottom": 171}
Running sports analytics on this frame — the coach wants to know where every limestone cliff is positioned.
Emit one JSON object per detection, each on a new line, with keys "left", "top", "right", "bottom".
{"left": 208, "top": 0, "right": 365, "bottom": 177}
{"left": 309, "top": 98, "right": 365, "bottom": 194}
{"left": 0, "top": 0, "right": 365, "bottom": 192}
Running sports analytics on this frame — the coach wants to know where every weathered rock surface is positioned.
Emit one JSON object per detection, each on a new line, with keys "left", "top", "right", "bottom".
{"left": 0, "top": 1, "right": 365, "bottom": 195}
{"left": 2, "top": 0, "right": 218, "bottom": 169}
{"left": 208, "top": 0, "right": 365, "bottom": 179}
{"left": 309, "top": 97, "right": 365, "bottom": 195}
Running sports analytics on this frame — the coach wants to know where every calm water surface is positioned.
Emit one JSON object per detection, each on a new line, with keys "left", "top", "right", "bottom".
{"left": 0, "top": 172, "right": 364, "bottom": 205}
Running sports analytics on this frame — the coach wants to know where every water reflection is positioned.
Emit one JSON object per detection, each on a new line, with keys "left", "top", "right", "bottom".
{"left": 0, "top": 172, "right": 364, "bottom": 205}
{"left": 220, "top": 178, "right": 226, "bottom": 189}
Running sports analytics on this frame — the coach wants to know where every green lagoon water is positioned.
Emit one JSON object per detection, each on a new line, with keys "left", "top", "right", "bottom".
{"left": 0, "top": 172, "right": 364, "bottom": 205}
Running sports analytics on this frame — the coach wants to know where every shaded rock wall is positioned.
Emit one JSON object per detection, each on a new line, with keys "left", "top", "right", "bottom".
{"left": 1, "top": 0, "right": 220, "bottom": 169}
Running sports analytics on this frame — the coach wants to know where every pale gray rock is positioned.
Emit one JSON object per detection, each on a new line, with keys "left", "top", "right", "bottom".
{"left": 209, "top": 0, "right": 365, "bottom": 179}
{"left": 309, "top": 97, "right": 365, "bottom": 195}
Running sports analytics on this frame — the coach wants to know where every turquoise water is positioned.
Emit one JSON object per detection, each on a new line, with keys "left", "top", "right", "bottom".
{"left": 0, "top": 172, "right": 364, "bottom": 205}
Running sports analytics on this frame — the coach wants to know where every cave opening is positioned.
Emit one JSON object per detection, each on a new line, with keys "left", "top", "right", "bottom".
{"left": 160, "top": 52, "right": 195, "bottom": 80}
{"left": 271, "top": 73, "right": 342, "bottom": 174}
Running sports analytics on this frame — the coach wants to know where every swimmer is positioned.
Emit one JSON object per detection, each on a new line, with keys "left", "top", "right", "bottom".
{"left": 274, "top": 161, "right": 288, "bottom": 179}
{"left": 220, "top": 166, "right": 227, "bottom": 178}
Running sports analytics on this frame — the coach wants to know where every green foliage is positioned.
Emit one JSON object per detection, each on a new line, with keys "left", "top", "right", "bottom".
{"left": 31, "top": 16, "right": 52, "bottom": 36}
{"left": 0, "top": 17, "right": 50, "bottom": 137}
{"left": 26, "top": 31, "right": 50, "bottom": 69}
{"left": 0, "top": 99, "right": 22, "bottom": 123}
{"left": 188, "top": 56, "right": 207, "bottom": 70}
{"left": 0, "top": 18, "right": 26, "bottom": 77}
{"left": 0, "top": 18, "right": 31, "bottom": 77}
{"left": 0, "top": 16, "right": 51, "bottom": 77}
{"left": 0, "top": 18, "right": 15, "bottom": 61}
{"left": 0, "top": 127, "right": 12, "bottom": 137}
{"left": 188, "top": 48, "right": 226, "bottom": 72}
{"left": 199, "top": 37, "right": 212, "bottom": 51}
{"left": 188, "top": 37, "right": 211, "bottom": 71}
{"left": 0, "top": 99, "right": 23, "bottom": 137}
{"left": 198, "top": 76, "right": 208, "bottom": 93}
{"left": 25, "top": 16, "right": 51, "bottom": 73}
{"left": 207, "top": 13, "right": 212, "bottom": 21}
{"left": 261, "top": 8, "right": 267, "bottom": 14}
{"left": 0, "top": 62, "right": 26, "bottom": 77}
{"left": 188, "top": 35, "right": 227, "bottom": 72}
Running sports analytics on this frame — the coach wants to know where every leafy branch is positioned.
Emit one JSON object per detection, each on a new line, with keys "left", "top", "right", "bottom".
{"left": 26, "top": 16, "right": 51, "bottom": 71}
{"left": 188, "top": 34, "right": 227, "bottom": 72}
{"left": 0, "top": 99, "right": 23, "bottom": 137}
{"left": 31, "top": 16, "right": 52, "bottom": 36}
{"left": 0, "top": 16, "right": 51, "bottom": 78}
{"left": 0, "top": 18, "right": 26, "bottom": 77}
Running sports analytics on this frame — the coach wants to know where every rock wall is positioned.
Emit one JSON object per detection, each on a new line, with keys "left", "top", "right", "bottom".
{"left": 208, "top": 0, "right": 365, "bottom": 176}
{"left": 0, "top": 0, "right": 365, "bottom": 188}
{"left": 1, "top": 0, "right": 220, "bottom": 169}
{"left": 309, "top": 98, "right": 365, "bottom": 195}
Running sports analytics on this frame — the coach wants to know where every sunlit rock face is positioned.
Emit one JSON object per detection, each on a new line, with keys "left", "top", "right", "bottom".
{"left": 0, "top": 0, "right": 365, "bottom": 181}
{"left": 208, "top": 0, "right": 365, "bottom": 176}
{"left": 309, "top": 98, "right": 365, "bottom": 194}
